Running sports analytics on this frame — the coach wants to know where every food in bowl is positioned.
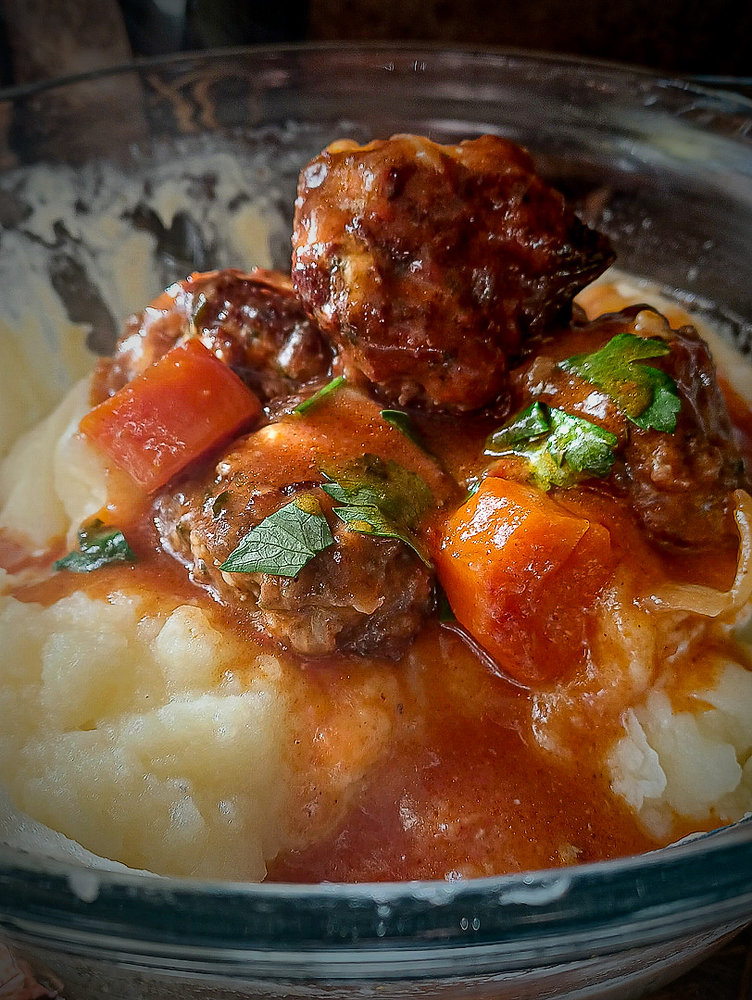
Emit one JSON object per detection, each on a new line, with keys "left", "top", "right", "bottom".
{"left": 1, "top": 133, "right": 752, "bottom": 883}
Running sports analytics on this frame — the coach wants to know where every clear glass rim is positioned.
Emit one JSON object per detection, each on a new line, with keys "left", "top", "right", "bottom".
{"left": 2, "top": 822, "right": 752, "bottom": 967}
{"left": 1, "top": 40, "right": 751, "bottom": 114}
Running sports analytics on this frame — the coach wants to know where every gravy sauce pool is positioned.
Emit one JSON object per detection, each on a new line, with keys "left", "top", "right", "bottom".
{"left": 268, "top": 625, "right": 661, "bottom": 881}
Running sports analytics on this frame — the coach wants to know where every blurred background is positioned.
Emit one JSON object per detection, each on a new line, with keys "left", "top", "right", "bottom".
{"left": 1, "top": 0, "right": 751, "bottom": 88}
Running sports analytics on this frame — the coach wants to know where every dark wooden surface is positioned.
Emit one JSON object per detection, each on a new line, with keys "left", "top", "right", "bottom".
{"left": 2, "top": 0, "right": 752, "bottom": 77}
{"left": 644, "top": 926, "right": 752, "bottom": 999}
{"left": 307, "top": 0, "right": 752, "bottom": 75}
{"left": 3, "top": 0, "right": 131, "bottom": 84}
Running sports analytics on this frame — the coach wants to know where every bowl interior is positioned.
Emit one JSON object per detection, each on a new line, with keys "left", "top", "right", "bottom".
{"left": 2, "top": 45, "right": 752, "bottom": 995}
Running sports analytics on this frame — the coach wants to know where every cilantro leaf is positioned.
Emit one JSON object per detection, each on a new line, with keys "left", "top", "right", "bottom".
{"left": 219, "top": 497, "right": 334, "bottom": 577}
{"left": 436, "top": 583, "right": 457, "bottom": 623}
{"left": 332, "top": 504, "right": 432, "bottom": 566}
{"left": 489, "top": 400, "right": 550, "bottom": 446}
{"left": 321, "top": 454, "right": 434, "bottom": 566}
{"left": 380, "top": 409, "right": 425, "bottom": 449}
{"left": 54, "top": 522, "right": 135, "bottom": 573}
{"left": 559, "top": 332, "right": 681, "bottom": 433}
{"left": 293, "top": 375, "right": 346, "bottom": 415}
{"left": 321, "top": 455, "right": 432, "bottom": 525}
{"left": 485, "top": 402, "right": 619, "bottom": 490}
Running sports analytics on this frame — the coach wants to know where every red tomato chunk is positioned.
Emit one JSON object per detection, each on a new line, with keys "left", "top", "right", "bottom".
{"left": 80, "top": 339, "right": 262, "bottom": 491}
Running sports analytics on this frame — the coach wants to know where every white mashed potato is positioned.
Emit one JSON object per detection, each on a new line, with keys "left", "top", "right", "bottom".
{"left": 610, "top": 660, "right": 752, "bottom": 838}
{"left": 0, "top": 586, "right": 290, "bottom": 880}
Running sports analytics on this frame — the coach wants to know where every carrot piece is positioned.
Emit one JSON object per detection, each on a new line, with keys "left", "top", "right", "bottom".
{"left": 435, "top": 478, "right": 612, "bottom": 686}
{"left": 80, "top": 339, "right": 262, "bottom": 491}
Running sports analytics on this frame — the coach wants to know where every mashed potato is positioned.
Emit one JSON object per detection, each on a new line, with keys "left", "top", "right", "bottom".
{"left": 0, "top": 587, "right": 291, "bottom": 879}
{"left": 608, "top": 660, "right": 752, "bottom": 838}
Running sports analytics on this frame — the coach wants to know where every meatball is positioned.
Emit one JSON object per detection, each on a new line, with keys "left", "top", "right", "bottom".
{"left": 155, "top": 387, "right": 457, "bottom": 658}
{"left": 513, "top": 307, "right": 746, "bottom": 549}
{"left": 253, "top": 526, "right": 433, "bottom": 658}
{"left": 98, "top": 268, "right": 333, "bottom": 405}
{"left": 622, "top": 317, "right": 745, "bottom": 549}
{"left": 157, "top": 478, "right": 433, "bottom": 658}
{"left": 292, "top": 134, "right": 613, "bottom": 411}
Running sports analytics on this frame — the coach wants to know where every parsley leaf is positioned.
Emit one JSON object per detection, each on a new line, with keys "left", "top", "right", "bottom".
{"left": 485, "top": 401, "right": 619, "bottom": 490}
{"left": 380, "top": 409, "right": 425, "bottom": 449}
{"left": 219, "top": 497, "right": 334, "bottom": 577}
{"left": 331, "top": 504, "right": 432, "bottom": 565}
{"left": 210, "top": 491, "right": 231, "bottom": 518}
{"left": 321, "top": 454, "right": 434, "bottom": 566}
{"left": 559, "top": 332, "right": 681, "bottom": 433}
{"left": 54, "top": 522, "right": 135, "bottom": 573}
{"left": 436, "top": 583, "right": 457, "bottom": 623}
{"left": 293, "top": 375, "right": 346, "bottom": 415}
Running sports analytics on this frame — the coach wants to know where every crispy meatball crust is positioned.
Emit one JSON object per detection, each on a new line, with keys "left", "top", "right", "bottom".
{"left": 292, "top": 134, "right": 614, "bottom": 412}
{"left": 97, "top": 268, "right": 333, "bottom": 405}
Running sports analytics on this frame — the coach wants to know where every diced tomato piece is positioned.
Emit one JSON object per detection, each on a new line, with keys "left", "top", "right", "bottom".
{"left": 80, "top": 339, "right": 262, "bottom": 491}
{"left": 435, "top": 478, "right": 613, "bottom": 687}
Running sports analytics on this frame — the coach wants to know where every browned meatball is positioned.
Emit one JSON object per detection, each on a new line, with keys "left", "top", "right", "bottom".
{"left": 622, "top": 318, "right": 745, "bottom": 550}
{"left": 250, "top": 525, "right": 433, "bottom": 659}
{"left": 97, "top": 268, "right": 333, "bottom": 405}
{"left": 291, "top": 134, "right": 613, "bottom": 412}
{"left": 154, "top": 387, "right": 457, "bottom": 658}
{"left": 512, "top": 307, "right": 746, "bottom": 549}
{"left": 157, "top": 480, "right": 434, "bottom": 658}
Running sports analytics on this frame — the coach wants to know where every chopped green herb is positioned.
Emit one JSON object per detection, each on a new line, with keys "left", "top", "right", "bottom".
{"left": 293, "top": 375, "right": 346, "bottom": 415}
{"left": 494, "top": 400, "right": 550, "bottom": 443}
{"left": 210, "top": 491, "right": 231, "bottom": 518}
{"left": 331, "top": 503, "right": 432, "bottom": 565}
{"left": 321, "top": 455, "right": 432, "bottom": 519}
{"left": 189, "top": 291, "right": 216, "bottom": 338}
{"left": 485, "top": 401, "right": 619, "bottom": 490}
{"left": 436, "top": 583, "right": 457, "bottom": 623}
{"left": 380, "top": 409, "right": 425, "bottom": 448}
{"left": 559, "top": 332, "right": 681, "bottom": 433}
{"left": 321, "top": 454, "right": 434, "bottom": 566}
{"left": 219, "top": 497, "right": 334, "bottom": 577}
{"left": 54, "top": 522, "right": 135, "bottom": 573}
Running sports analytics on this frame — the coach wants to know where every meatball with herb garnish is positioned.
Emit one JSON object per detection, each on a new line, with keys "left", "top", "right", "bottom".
{"left": 501, "top": 306, "right": 748, "bottom": 550}
{"left": 155, "top": 386, "right": 457, "bottom": 658}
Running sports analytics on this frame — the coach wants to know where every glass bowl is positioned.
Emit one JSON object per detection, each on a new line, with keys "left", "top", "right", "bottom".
{"left": 2, "top": 44, "right": 752, "bottom": 1000}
